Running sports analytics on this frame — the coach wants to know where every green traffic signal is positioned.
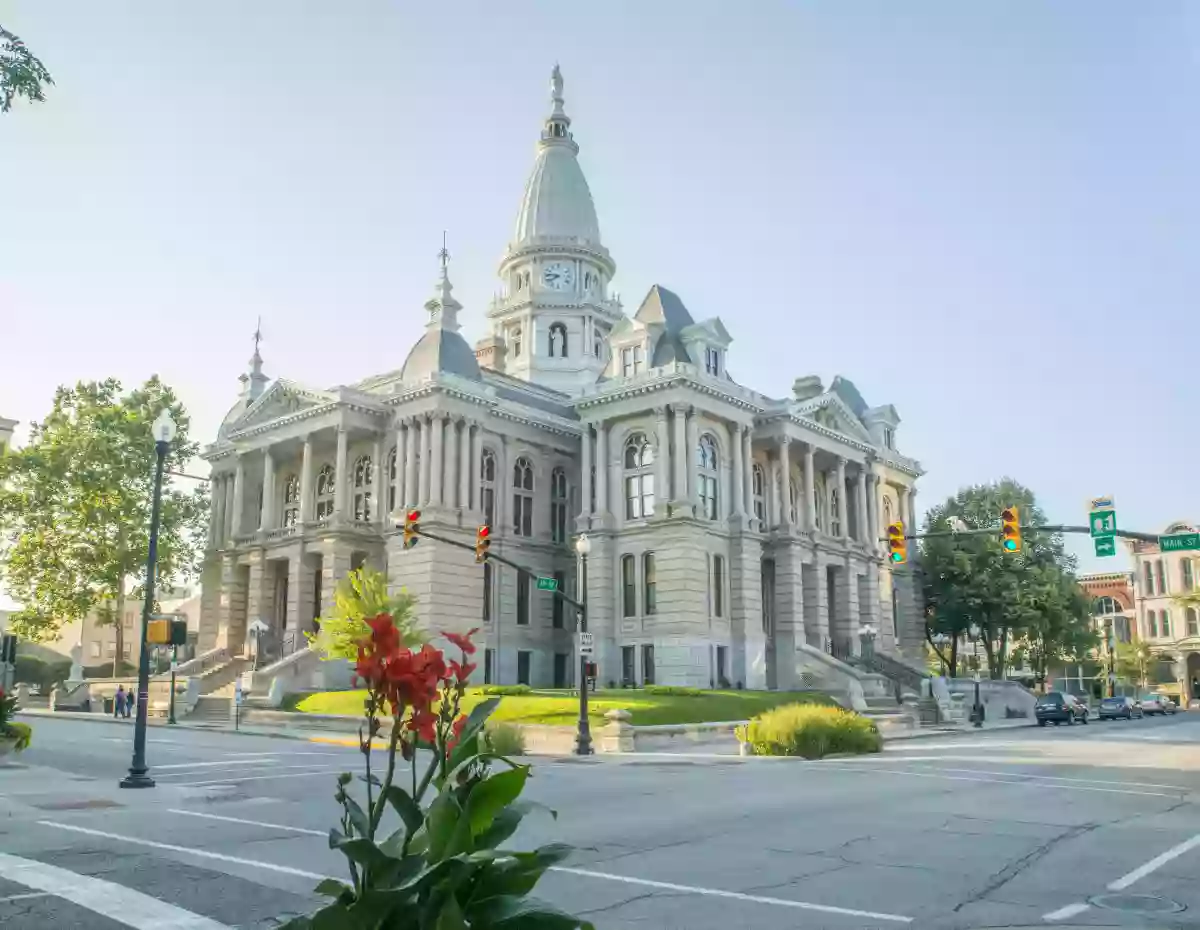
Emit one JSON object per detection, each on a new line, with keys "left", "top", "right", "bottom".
{"left": 1003, "top": 539, "right": 1017, "bottom": 551}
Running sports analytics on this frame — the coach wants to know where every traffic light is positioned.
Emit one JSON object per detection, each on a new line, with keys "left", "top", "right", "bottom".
{"left": 1000, "top": 505, "right": 1021, "bottom": 552}
{"left": 403, "top": 509, "right": 421, "bottom": 549}
{"left": 147, "top": 619, "right": 170, "bottom": 645}
{"left": 886, "top": 521, "right": 907, "bottom": 564}
{"left": 0, "top": 633, "right": 17, "bottom": 664}
{"left": 475, "top": 524, "right": 491, "bottom": 563}
{"left": 170, "top": 618, "right": 188, "bottom": 647}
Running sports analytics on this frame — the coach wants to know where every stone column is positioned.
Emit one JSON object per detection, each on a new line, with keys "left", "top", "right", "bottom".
{"left": 867, "top": 473, "right": 880, "bottom": 550}
{"left": 445, "top": 417, "right": 459, "bottom": 510}
{"left": 458, "top": 420, "right": 472, "bottom": 512}
{"left": 655, "top": 406, "right": 670, "bottom": 510}
{"left": 742, "top": 428, "right": 754, "bottom": 519}
{"left": 404, "top": 418, "right": 419, "bottom": 508}
{"left": 804, "top": 446, "right": 817, "bottom": 533}
{"left": 259, "top": 449, "right": 275, "bottom": 531}
{"left": 578, "top": 425, "right": 592, "bottom": 524}
{"left": 672, "top": 404, "right": 688, "bottom": 511}
{"left": 468, "top": 421, "right": 481, "bottom": 515}
{"left": 769, "top": 455, "right": 781, "bottom": 526}
{"left": 898, "top": 486, "right": 911, "bottom": 533}
{"left": 211, "top": 475, "right": 225, "bottom": 547}
{"left": 417, "top": 417, "right": 430, "bottom": 506}
{"left": 372, "top": 436, "right": 385, "bottom": 524}
{"left": 907, "top": 488, "right": 919, "bottom": 536}
{"left": 393, "top": 424, "right": 406, "bottom": 517}
{"left": 685, "top": 408, "right": 698, "bottom": 511}
{"left": 430, "top": 414, "right": 445, "bottom": 506}
{"left": 496, "top": 433, "right": 509, "bottom": 533}
{"left": 836, "top": 457, "right": 848, "bottom": 539}
{"left": 299, "top": 435, "right": 314, "bottom": 525}
{"left": 730, "top": 424, "right": 745, "bottom": 518}
{"left": 231, "top": 455, "right": 246, "bottom": 538}
{"left": 595, "top": 419, "right": 609, "bottom": 517}
{"left": 333, "top": 426, "right": 348, "bottom": 518}
{"left": 287, "top": 554, "right": 317, "bottom": 635}
{"left": 778, "top": 437, "right": 791, "bottom": 529}
{"left": 855, "top": 466, "right": 868, "bottom": 543}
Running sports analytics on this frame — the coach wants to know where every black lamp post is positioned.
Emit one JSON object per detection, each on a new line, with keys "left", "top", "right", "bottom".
{"left": 121, "top": 409, "right": 176, "bottom": 789}
{"left": 969, "top": 622, "right": 984, "bottom": 728}
{"left": 168, "top": 643, "right": 178, "bottom": 725}
{"left": 574, "top": 534, "right": 592, "bottom": 756}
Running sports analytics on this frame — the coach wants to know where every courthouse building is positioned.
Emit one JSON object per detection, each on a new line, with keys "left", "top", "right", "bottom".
{"left": 199, "top": 68, "right": 925, "bottom": 689}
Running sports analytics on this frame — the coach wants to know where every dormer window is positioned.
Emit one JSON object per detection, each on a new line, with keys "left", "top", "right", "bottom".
{"left": 883, "top": 427, "right": 895, "bottom": 449}
{"left": 621, "top": 345, "right": 644, "bottom": 378}
{"left": 704, "top": 347, "right": 721, "bottom": 376}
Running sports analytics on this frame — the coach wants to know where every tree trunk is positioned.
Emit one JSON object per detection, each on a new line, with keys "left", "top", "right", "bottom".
{"left": 949, "top": 638, "right": 959, "bottom": 678}
{"left": 997, "top": 626, "right": 1009, "bottom": 680}
{"left": 113, "top": 575, "right": 125, "bottom": 679}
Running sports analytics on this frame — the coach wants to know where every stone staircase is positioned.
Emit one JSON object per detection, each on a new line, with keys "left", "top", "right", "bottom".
{"left": 179, "top": 656, "right": 251, "bottom": 726}
{"left": 195, "top": 657, "right": 252, "bottom": 696}
{"left": 188, "top": 695, "right": 231, "bottom": 726}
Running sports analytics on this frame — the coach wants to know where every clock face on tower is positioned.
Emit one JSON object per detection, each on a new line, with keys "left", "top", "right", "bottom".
{"left": 542, "top": 262, "right": 575, "bottom": 291}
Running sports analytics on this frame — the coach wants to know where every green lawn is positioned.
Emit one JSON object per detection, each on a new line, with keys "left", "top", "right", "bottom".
{"left": 291, "top": 687, "right": 835, "bottom": 726}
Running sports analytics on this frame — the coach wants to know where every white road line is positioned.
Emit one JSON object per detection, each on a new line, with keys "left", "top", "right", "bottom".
{"left": 37, "top": 822, "right": 330, "bottom": 881}
{"left": 1107, "top": 832, "right": 1200, "bottom": 890}
{"left": 822, "top": 764, "right": 1182, "bottom": 798}
{"left": 167, "top": 809, "right": 326, "bottom": 837}
{"left": 156, "top": 759, "right": 342, "bottom": 775}
{"left": 0, "top": 891, "right": 51, "bottom": 903}
{"left": 551, "top": 866, "right": 913, "bottom": 922}
{"left": 171, "top": 767, "right": 352, "bottom": 788}
{"left": 0, "top": 850, "right": 230, "bottom": 929}
{"left": 154, "top": 757, "right": 286, "bottom": 770}
{"left": 1043, "top": 901, "right": 1091, "bottom": 921}
{"left": 872, "top": 764, "right": 1191, "bottom": 792}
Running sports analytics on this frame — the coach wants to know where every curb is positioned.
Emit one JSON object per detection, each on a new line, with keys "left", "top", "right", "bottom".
{"left": 16, "top": 709, "right": 356, "bottom": 746}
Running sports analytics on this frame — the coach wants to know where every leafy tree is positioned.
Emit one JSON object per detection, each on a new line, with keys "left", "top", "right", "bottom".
{"left": 0, "top": 378, "right": 208, "bottom": 673}
{"left": 309, "top": 567, "right": 423, "bottom": 662}
{"left": 1, "top": 26, "right": 53, "bottom": 113}
{"left": 1112, "top": 640, "right": 1154, "bottom": 691}
{"left": 921, "top": 478, "right": 1091, "bottom": 680}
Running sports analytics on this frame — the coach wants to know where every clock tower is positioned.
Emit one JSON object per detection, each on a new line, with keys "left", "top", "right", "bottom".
{"left": 485, "top": 66, "right": 622, "bottom": 395}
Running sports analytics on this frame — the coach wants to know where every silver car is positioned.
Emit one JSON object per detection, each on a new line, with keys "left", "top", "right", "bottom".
{"left": 1140, "top": 694, "right": 1177, "bottom": 716}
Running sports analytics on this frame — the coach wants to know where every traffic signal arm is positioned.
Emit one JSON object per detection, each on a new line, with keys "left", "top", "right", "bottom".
{"left": 877, "top": 523, "right": 1162, "bottom": 544}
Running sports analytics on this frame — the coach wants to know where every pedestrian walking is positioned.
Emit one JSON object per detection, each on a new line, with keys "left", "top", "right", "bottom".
{"left": 125, "top": 686, "right": 134, "bottom": 718}
{"left": 113, "top": 685, "right": 125, "bottom": 718}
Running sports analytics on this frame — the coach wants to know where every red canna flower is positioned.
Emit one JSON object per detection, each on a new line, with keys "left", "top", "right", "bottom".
{"left": 448, "top": 659, "right": 477, "bottom": 684}
{"left": 407, "top": 706, "right": 438, "bottom": 744}
{"left": 445, "top": 714, "right": 469, "bottom": 755}
{"left": 443, "top": 629, "right": 478, "bottom": 655}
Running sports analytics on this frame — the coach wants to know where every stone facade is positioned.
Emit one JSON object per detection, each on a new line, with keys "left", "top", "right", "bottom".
{"left": 1127, "top": 523, "right": 1200, "bottom": 700}
{"left": 198, "top": 68, "right": 925, "bottom": 689}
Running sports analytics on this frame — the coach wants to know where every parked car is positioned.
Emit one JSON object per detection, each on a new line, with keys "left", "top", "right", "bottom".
{"left": 1141, "top": 693, "right": 1177, "bottom": 715}
{"left": 1035, "top": 691, "right": 1089, "bottom": 726}
{"left": 1098, "top": 696, "right": 1142, "bottom": 720}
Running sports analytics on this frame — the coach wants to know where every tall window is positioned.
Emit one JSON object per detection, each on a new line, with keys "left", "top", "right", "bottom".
{"left": 1156, "top": 559, "right": 1167, "bottom": 595}
{"left": 517, "top": 574, "right": 530, "bottom": 625}
{"left": 1148, "top": 610, "right": 1158, "bottom": 638}
{"left": 621, "top": 554, "right": 636, "bottom": 617}
{"left": 830, "top": 487, "right": 842, "bottom": 537}
{"left": 353, "top": 455, "right": 373, "bottom": 521}
{"left": 387, "top": 446, "right": 397, "bottom": 513}
{"left": 1188, "top": 607, "right": 1199, "bottom": 637}
{"left": 548, "top": 322, "right": 568, "bottom": 358}
{"left": 1144, "top": 562, "right": 1155, "bottom": 595}
{"left": 517, "top": 650, "right": 531, "bottom": 686}
{"left": 752, "top": 464, "right": 765, "bottom": 526}
{"left": 512, "top": 457, "right": 534, "bottom": 537}
{"left": 512, "top": 327, "right": 523, "bottom": 358}
{"left": 623, "top": 433, "right": 655, "bottom": 520}
{"left": 282, "top": 475, "right": 300, "bottom": 527}
{"left": 551, "top": 467, "right": 569, "bottom": 542}
{"left": 884, "top": 427, "right": 895, "bottom": 449}
{"left": 621, "top": 345, "right": 644, "bottom": 378}
{"left": 697, "top": 435, "right": 718, "bottom": 520}
{"left": 315, "top": 464, "right": 336, "bottom": 519}
{"left": 704, "top": 347, "right": 720, "bottom": 376}
{"left": 594, "top": 331, "right": 603, "bottom": 358}
{"left": 643, "top": 552, "right": 657, "bottom": 615}
{"left": 552, "top": 571, "right": 566, "bottom": 628}
{"left": 1162, "top": 610, "right": 1171, "bottom": 638}
{"left": 712, "top": 554, "right": 725, "bottom": 618}
{"left": 1183, "top": 560, "right": 1195, "bottom": 592}
{"left": 482, "top": 563, "right": 492, "bottom": 623}
{"left": 480, "top": 449, "right": 496, "bottom": 527}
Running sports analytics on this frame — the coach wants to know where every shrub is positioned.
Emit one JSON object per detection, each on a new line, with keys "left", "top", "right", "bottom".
{"left": 477, "top": 684, "right": 532, "bottom": 696}
{"left": 482, "top": 721, "right": 526, "bottom": 756}
{"left": 14, "top": 655, "right": 71, "bottom": 690}
{"left": 644, "top": 684, "right": 702, "bottom": 697}
{"left": 739, "top": 703, "right": 881, "bottom": 759}
{"left": 5, "top": 722, "right": 31, "bottom": 751}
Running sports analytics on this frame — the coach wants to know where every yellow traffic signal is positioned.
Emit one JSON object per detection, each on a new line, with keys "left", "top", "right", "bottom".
{"left": 887, "top": 521, "right": 907, "bottom": 564}
{"left": 1001, "top": 505, "right": 1021, "bottom": 552}
{"left": 403, "top": 509, "right": 422, "bottom": 549}
{"left": 147, "top": 619, "right": 170, "bottom": 645}
{"left": 475, "top": 524, "right": 491, "bottom": 563}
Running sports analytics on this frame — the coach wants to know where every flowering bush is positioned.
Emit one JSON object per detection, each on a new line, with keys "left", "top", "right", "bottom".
{"left": 738, "top": 703, "right": 881, "bottom": 759}
{"left": 282, "top": 617, "right": 592, "bottom": 929}
{"left": 0, "top": 688, "right": 31, "bottom": 751}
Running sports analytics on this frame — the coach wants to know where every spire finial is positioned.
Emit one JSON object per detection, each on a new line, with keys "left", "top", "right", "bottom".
{"left": 437, "top": 230, "right": 450, "bottom": 273}
{"left": 252, "top": 316, "right": 263, "bottom": 357}
{"left": 425, "top": 232, "right": 462, "bottom": 333}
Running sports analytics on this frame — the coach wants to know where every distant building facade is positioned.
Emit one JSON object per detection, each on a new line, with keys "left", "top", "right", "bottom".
{"left": 197, "top": 68, "right": 926, "bottom": 689}
{"left": 0, "top": 415, "right": 15, "bottom": 454}
{"left": 1128, "top": 522, "right": 1200, "bottom": 702}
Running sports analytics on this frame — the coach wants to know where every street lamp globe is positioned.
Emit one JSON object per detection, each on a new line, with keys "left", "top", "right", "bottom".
{"left": 152, "top": 410, "right": 177, "bottom": 444}
{"left": 574, "top": 534, "right": 591, "bottom": 557}
{"left": 968, "top": 623, "right": 981, "bottom": 640}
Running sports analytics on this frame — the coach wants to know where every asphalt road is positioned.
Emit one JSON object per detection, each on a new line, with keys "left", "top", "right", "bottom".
{"left": 4, "top": 712, "right": 1200, "bottom": 929}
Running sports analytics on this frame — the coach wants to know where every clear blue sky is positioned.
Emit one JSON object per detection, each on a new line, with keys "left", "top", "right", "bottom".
{"left": 2, "top": 1, "right": 1197, "bottom": 575}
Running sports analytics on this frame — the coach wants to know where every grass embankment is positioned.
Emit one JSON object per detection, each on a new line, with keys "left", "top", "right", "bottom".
{"left": 290, "top": 687, "right": 835, "bottom": 726}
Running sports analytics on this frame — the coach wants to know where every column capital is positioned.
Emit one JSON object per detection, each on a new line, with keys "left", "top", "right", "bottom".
{"left": 653, "top": 405, "right": 667, "bottom": 420}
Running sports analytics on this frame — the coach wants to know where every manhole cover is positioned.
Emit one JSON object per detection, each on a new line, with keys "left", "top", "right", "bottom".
{"left": 1090, "top": 893, "right": 1185, "bottom": 914}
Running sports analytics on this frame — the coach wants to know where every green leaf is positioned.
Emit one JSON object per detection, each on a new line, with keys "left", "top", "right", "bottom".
{"left": 468, "top": 894, "right": 595, "bottom": 929}
{"left": 435, "top": 893, "right": 468, "bottom": 930}
{"left": 343, "top": 795, "right": 371, "bottom": 838}
{"left": 477, "top": 800, "right": 556, "bottom": 850}
{"left": 443, "top": 698, "right": 501, "bottom": 772}
{"left": 425, "top": 791, "right": 467, "bottom": 863}
{"left": 312, "top": 878, "right": 353, "bottom": 900}
{"left": 465, "top": 766, "right": 530, "bottom": 838}
{"left": 332, "top": 837, "right": 393, "bottom": 870}
{"left": 469, "top": 844, "right": 574, "bottom": 901}
{"left": 383, "top": 784, "right": 424, "bottom": 836}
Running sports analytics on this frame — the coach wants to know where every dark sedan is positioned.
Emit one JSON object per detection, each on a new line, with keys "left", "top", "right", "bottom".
{"left": 1098, "top": 696, "right": 1142, "bottom": 720}
{"left": 1035, "top": 691, "right": 1089, "bottom": 726}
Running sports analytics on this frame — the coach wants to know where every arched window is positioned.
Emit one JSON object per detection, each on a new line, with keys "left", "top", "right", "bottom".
{"left": 353, "top": 455, "right": 373, "bottom": 521}
{"left": 282, "top": 475, "right": 300, "bottom": 527}
{"left": 623, "top": 433, "right": 655, "bottom": 520}
{"left": 512, "top": 456, "right": 534, "bottom": 537}
{"left": 697, "top": 435, "right": 718, "bottom": 521}
{"left": 315, "top": 464, "right": 336, "bottom": 520}
{"left": 386, "top": 446, "right": 397, "bottom": 513}
{"left": 830, "top": 486, "right": 842, "bottom": 537}
{"left": 550, "top": 466, "right": 569, "bottom": 543}
{"left": 1187, "top": 607, "right": 1199, "bottom": 637}
{"left": 548, "top": 322, "right": 568, "bottom": 358}
{"left": 480, "top": 449, "right": 496, "bottom": 527}
{"left": 752, "top": 463, "right": 765, "bottom": 527}
{"left": 1093, "top": 596, "right": 1120, "bottom": 616}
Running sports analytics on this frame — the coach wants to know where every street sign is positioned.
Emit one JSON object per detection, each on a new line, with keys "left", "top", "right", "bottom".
{"left": 1094, "top": 536, "right": 1117, "bottom": 558}
{"left": 1161, "top": 532, "right": 1200, "bottom": 553}
{"left": 536, "top": 577, "right": 559, "bottom": 591}
{"left": 577, "top": 632, "right": 594, "bottom": 657}
{"left": 1090, "top": 509, "right": 1117, "bottom": 537}
{"left": 234, "top": 676, "right": 244, "bottom": 706}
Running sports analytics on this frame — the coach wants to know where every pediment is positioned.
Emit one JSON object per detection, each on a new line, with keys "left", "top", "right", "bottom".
{"left": 796, "top": 393, "right": 874, "bottom": 444}
{"left": 231, "top": 380, "right": 334, "bottom": 432}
